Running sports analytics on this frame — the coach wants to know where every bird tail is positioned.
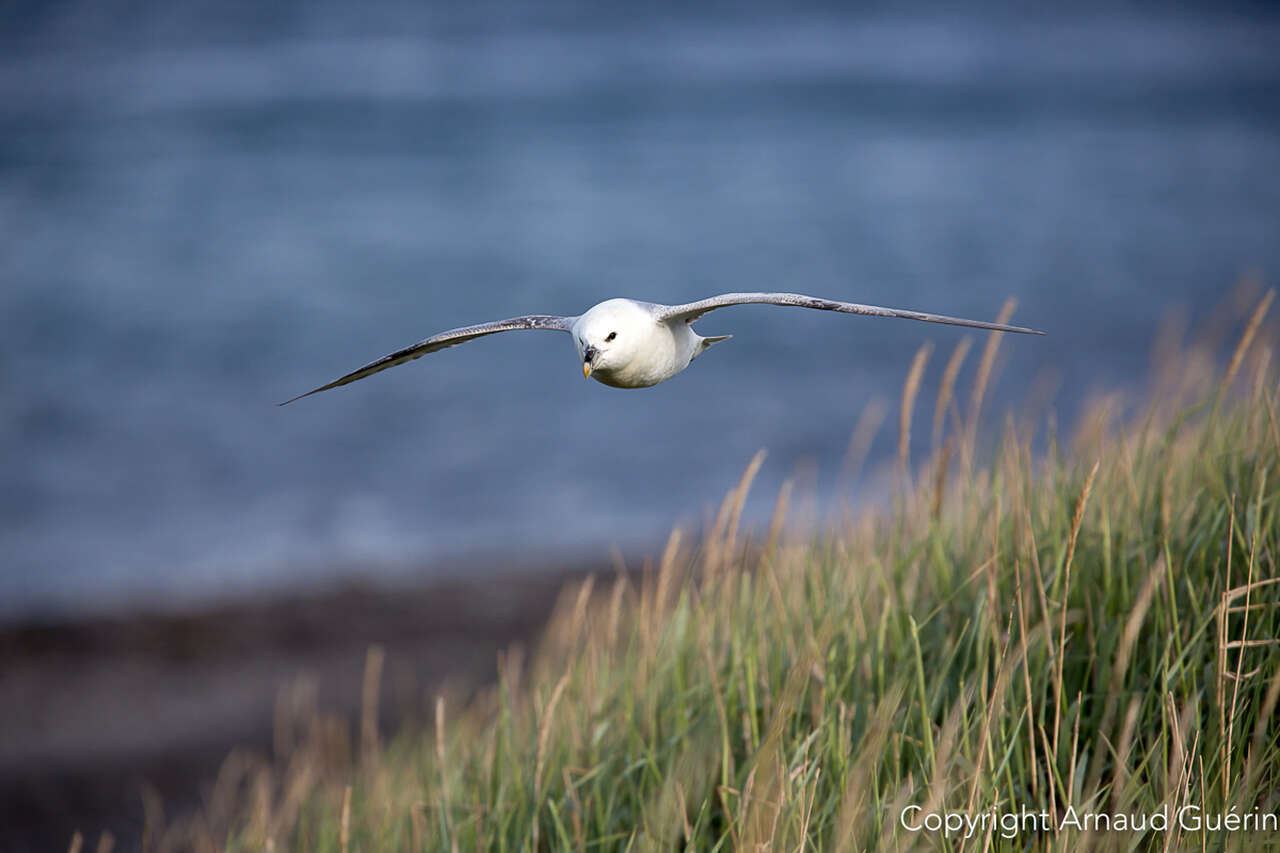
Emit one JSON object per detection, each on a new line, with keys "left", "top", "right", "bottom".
{"left": 696, "top": 334, "right": 732, "bottom": 358}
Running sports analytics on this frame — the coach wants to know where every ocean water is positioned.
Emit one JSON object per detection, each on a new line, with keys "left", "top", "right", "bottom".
{"left": 2, "top": 2, "right": 1279, "bottom": 618}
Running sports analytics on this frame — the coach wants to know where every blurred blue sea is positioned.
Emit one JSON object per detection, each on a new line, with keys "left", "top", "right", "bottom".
{"left": 2, "top": 2, "right": 1279, "bottom": 618}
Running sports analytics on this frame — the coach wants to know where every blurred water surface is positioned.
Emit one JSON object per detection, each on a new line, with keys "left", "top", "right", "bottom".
{"left": 2, "top": 2, "right": 1278, "bottom": 617}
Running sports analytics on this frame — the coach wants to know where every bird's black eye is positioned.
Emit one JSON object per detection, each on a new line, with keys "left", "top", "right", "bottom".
{"left": 606, "top": 331, "right": 617, "bottom": 342}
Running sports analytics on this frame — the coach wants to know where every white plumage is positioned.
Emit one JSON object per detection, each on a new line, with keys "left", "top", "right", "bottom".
{"left": 281, "top": 292, "right": 1042, "bottom": 404}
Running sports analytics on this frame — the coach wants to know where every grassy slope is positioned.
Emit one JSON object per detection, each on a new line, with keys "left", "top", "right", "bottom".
{"left": 171, "top": 295, "right": 1280, "bottom": 851}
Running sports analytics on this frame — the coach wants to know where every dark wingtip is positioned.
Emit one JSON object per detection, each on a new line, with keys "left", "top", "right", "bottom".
{"left": 278, "top": 389, "right": 320, "bottom": 406}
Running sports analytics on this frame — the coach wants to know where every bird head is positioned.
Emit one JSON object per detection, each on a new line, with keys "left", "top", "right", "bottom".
{"left": 574, "top": 299, "right": 648, "bottom": 381}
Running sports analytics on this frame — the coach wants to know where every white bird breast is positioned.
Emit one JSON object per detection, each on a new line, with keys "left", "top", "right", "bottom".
{"left": 573, "top": 303, "right": 701, "bottom": 388}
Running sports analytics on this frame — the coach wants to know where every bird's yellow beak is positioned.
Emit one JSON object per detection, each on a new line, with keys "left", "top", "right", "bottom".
{"left": 583, "top": 362, "right": 593, "bottom": 379}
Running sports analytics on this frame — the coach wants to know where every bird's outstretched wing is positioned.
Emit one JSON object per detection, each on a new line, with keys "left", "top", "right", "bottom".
{"left": 654, "top": 292, "right": 1044, "bottom": 335}
{"left": 280, "top": 314, "right": 574, "bottom": 405}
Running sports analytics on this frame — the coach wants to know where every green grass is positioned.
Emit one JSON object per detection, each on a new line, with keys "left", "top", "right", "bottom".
{"left": 167, "top": 293, "right": 1280, "bottom": 851}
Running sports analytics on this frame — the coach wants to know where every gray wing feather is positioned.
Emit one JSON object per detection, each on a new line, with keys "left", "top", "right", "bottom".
{"left": 654, "top": 292, "right": 1044, "bottom": 335}
{"left": 280, "top": 314, "right": 574, "bottom": 405}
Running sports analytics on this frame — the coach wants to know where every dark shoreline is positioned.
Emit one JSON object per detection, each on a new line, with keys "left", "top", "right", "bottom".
{"left": 0, "top": 562, "right": 606, "bottom": 851}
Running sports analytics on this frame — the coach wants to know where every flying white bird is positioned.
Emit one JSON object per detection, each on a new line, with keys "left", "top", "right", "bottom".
{"left": 281, "top": 292, "right": 1042, "bottom": 404}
